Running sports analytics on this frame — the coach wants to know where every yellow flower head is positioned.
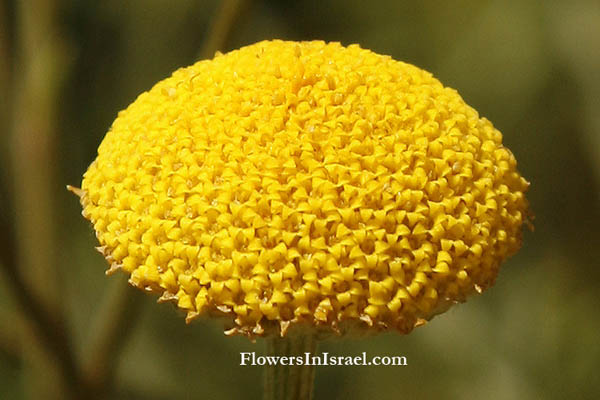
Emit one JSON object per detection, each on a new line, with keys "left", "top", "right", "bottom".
{"left": 75, "top": 40, "right": 529, "bottom": 337}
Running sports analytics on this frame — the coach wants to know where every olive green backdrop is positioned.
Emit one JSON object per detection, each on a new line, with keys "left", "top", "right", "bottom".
{"left": 1, "top": 0, "right": 599, "bottom": 399}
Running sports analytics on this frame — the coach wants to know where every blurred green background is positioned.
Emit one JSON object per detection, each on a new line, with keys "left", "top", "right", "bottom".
{"left": 1, "top": 0, "right": 599, "bottom": 399}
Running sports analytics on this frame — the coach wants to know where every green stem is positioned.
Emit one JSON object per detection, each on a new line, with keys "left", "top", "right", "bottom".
{"left": 264, "top": 334, "right": 318, "bottom": 400}
{"left": 82, "top": 278, "right": 144, "bottom": 398}
{"left": 198, "top": 0, "right": 251, "bottom": 60}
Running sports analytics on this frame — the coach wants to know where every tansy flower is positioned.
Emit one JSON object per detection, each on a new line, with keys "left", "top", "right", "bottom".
{"left": 72, "top": 40, "right": 529, "bottom": 338}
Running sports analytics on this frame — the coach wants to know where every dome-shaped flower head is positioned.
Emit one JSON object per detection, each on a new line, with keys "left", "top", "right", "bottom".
{"left": 74, "top": 40, "right": 530, "bottom": 338}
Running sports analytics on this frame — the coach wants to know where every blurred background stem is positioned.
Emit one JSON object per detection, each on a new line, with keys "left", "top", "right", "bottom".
{"left": 9, "top": 0, "right": 75, "bottom": 398}
{"left": 82, "top": 279, "right": 144, "bottom": 398}
{"left": 0, "top": 0, "right": 10, "bottom": 125}
{"left": 12, "top": 0, "right": 65, "bottom": 318}
{"left": 0, "top": 310, "right": 22, "bottom": 368}
{"left": 199, "top": 0, "right": 252, "bottom": 60}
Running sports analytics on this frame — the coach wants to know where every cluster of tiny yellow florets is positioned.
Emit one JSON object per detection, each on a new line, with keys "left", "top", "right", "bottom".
{"left": 77, "top": 40, "right": 529, "bottom": 337}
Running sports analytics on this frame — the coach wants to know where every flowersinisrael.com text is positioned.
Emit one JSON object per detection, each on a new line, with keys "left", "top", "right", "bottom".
{"left": 240, "top": 352, "right": 407, "bottom": 366}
